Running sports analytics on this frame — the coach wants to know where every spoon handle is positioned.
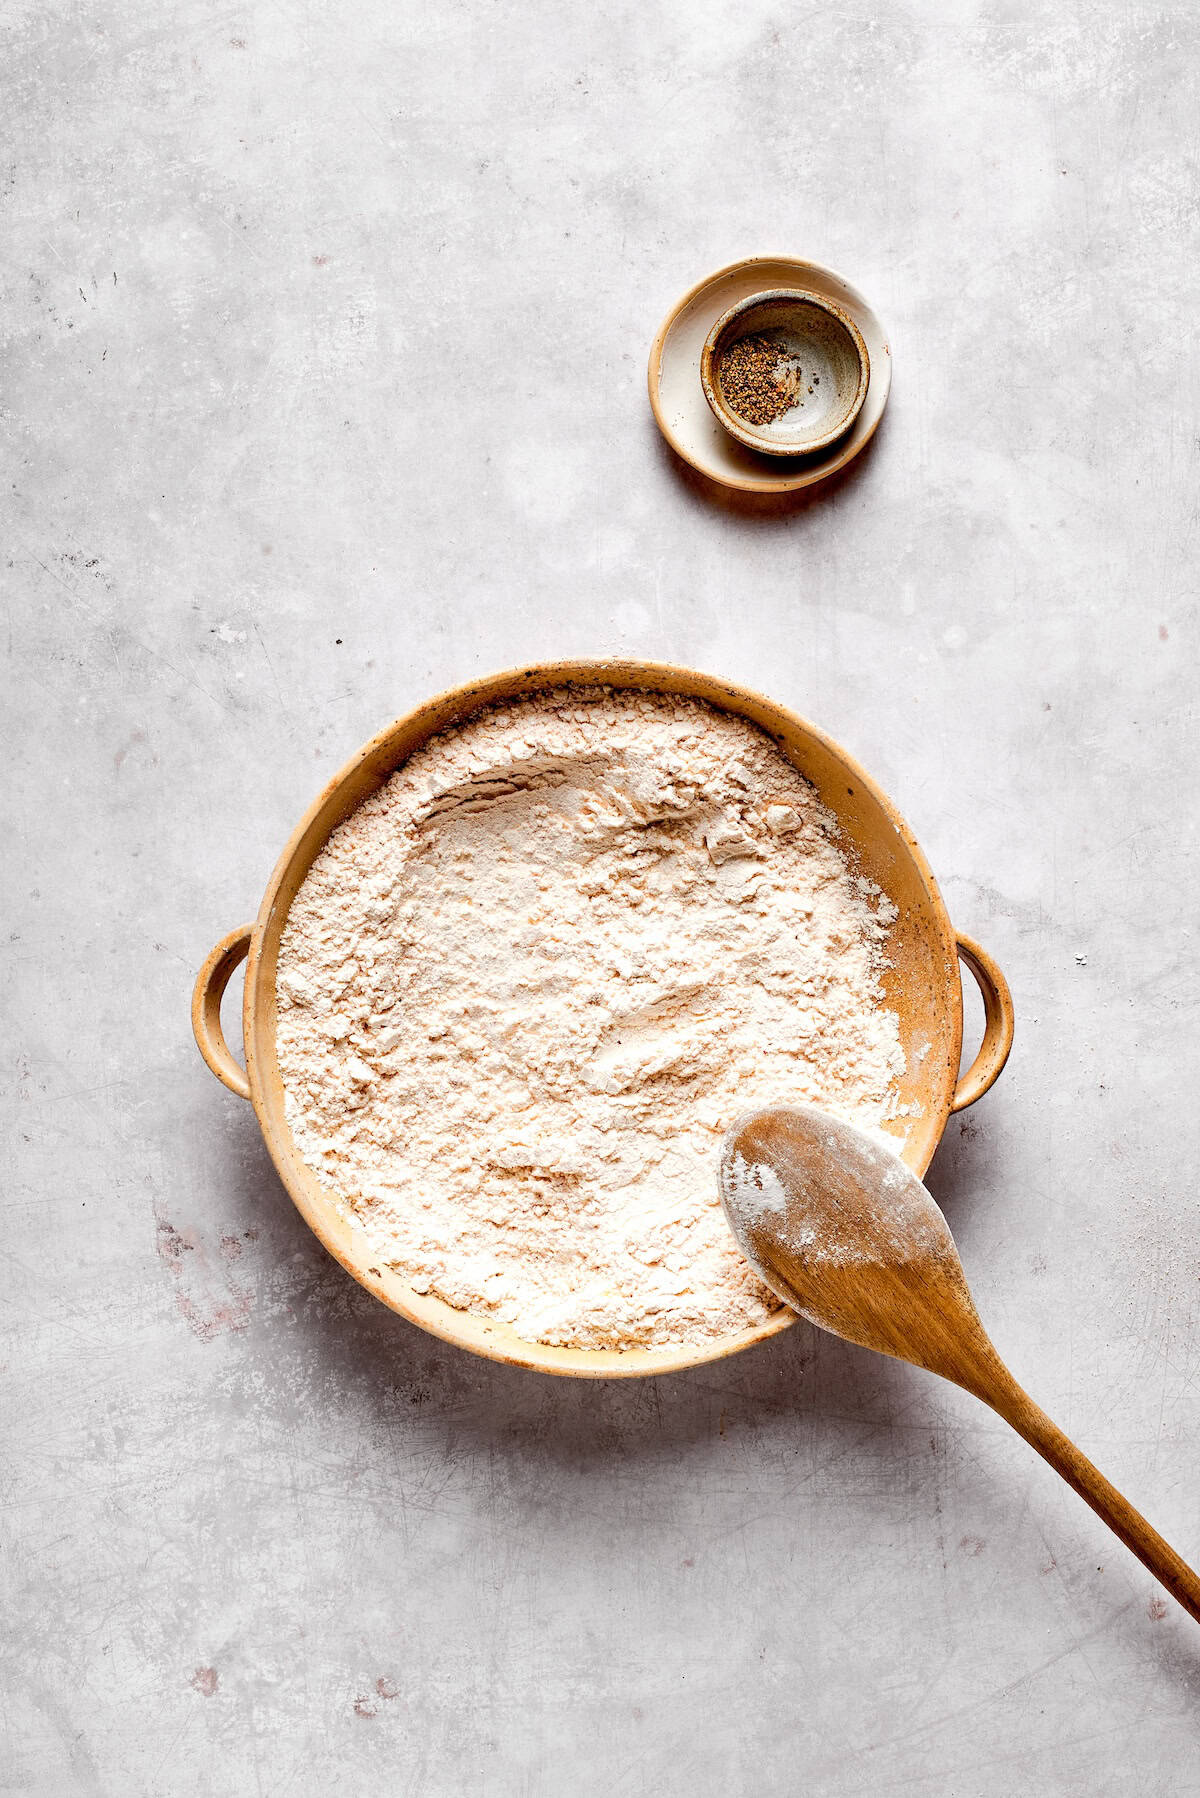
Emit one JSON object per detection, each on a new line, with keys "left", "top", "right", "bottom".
{"left": 971, "top": 1358, "right": 1200, "bottom": 1624}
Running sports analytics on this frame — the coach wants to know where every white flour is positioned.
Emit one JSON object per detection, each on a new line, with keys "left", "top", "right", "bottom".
{"left": 275, "top": 688, "right": 906, "bottom": 1349}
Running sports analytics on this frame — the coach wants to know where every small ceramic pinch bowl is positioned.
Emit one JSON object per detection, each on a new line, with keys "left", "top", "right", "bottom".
{"left": 700, "top": 287, "right": 870, "bottom": 457}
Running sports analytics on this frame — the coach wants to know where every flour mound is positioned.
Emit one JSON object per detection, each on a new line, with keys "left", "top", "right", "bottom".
{"left": 275, "top": 688, "right": 905, "bottom": 1350}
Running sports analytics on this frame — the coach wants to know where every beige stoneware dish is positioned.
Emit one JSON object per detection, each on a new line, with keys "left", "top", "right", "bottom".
{"left": 648, "top": 256, "right": 891, "bottom": 494}
{"left": 192, "top": 660, "right": 1014, "bottom": 1379}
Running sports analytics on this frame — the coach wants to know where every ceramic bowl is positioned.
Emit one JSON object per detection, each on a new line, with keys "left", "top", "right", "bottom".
{"left": 193, "top": 660, "right": 1013, "bottom": 1379}
{"left": 700, "top": 288, "right": 870, "bottom": 457}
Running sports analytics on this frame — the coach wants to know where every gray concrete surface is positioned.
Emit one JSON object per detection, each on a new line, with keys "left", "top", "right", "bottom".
{"left": 5, "top": 1, "right": 1200, "bottom": 1792}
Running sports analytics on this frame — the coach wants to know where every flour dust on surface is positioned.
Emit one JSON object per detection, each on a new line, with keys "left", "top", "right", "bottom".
{"left": 275, "top": 687, "right": 906, "bottom": 1350}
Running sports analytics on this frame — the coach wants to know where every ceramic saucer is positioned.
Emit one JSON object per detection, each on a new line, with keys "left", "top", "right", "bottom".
{"left": 647, "top": 255, "right": 891, "bottom": 494}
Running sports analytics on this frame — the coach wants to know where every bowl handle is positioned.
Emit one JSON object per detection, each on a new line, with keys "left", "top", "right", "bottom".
{"left": 951, "top": 933, "right": 1014, "bottom": 1112}
{"left": 192, "top": 926, "right": 254, "bottom": 1100}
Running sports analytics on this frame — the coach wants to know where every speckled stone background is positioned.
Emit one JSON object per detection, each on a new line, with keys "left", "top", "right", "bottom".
{"left": 6, "top": 2, "right": 1200, "bottom": 1792}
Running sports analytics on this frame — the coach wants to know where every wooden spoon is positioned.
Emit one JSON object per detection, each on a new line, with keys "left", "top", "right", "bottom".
{"left": 719, "top": 1103, "right": 1200, "bottom": 1623}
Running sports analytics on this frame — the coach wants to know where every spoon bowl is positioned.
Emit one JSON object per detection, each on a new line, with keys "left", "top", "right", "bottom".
{"left": 720, "top": 1103, "right": 1200, "bottom": 1624}
{"left": 721, "top": 1105, "right": 995, "bottom": 1388}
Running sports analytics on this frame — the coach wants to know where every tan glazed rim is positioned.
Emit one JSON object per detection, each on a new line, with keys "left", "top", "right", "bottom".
{"left": 192, "top": 660, "right": 1014, "bottom": 1379}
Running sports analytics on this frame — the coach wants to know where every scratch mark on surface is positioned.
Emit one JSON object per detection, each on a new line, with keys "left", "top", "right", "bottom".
{"left": 843, "top": 1598, "right": 1140, "bottom": 1767}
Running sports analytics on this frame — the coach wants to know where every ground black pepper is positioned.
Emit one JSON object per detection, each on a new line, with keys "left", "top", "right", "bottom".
{"left": 717, "top": 332, "right": 805, "bottom": 426}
